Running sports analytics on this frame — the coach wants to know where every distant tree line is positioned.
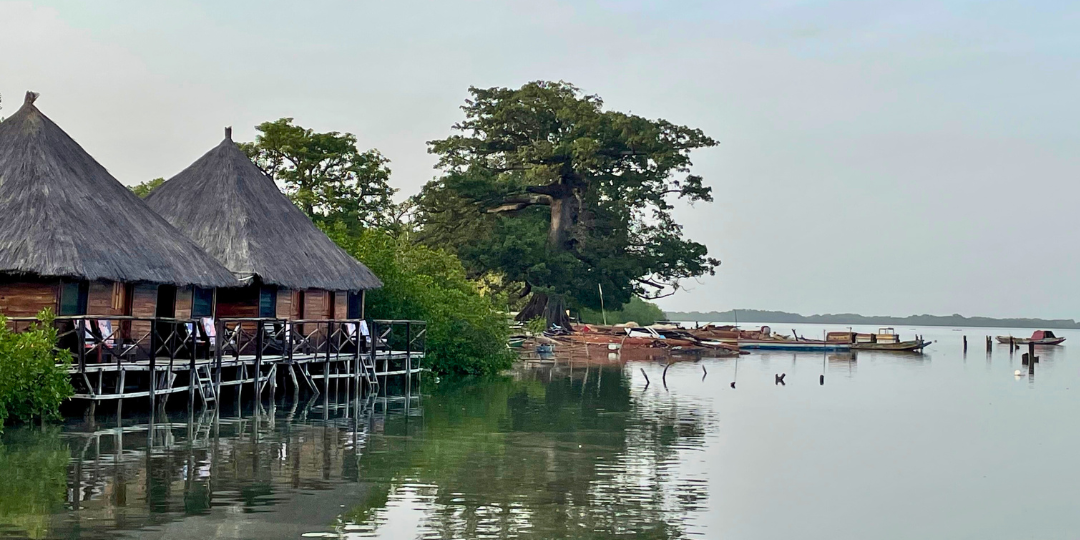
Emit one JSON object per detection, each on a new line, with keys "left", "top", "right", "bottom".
{"left": 664, "top": 309, "right": 1080, "bottom": 329}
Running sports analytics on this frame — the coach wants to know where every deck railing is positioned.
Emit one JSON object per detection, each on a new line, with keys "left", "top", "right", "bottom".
{"left": 4, "top": 316, "right": 427, "bottom": 373}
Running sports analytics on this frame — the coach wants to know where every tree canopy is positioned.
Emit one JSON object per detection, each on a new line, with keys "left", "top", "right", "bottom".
{"left": 130, "top": 177, "right": 163, "bottom": 198}
{"left": 241, "top": 118, "right": 396, "bottom": 229}
{"left": 419, "top": 81, "right": 719, "bottom": 325}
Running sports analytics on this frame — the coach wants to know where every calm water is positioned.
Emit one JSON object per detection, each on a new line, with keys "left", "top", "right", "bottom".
{"left": 2, "top": 323, "right": 1080, "bottom": 539}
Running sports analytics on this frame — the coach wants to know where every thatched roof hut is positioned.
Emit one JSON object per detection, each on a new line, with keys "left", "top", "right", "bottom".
{"left": 145, "top": 129, "right": 382, "bottom": 291}
{"left": 0, "top": 92, "right": 237, "bottom": 287}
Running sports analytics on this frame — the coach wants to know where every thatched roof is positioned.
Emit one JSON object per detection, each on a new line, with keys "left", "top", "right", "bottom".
{"left": 0, "top": 92, "right": 238, "bottom": 287}
{"left": 145, "top": 129, "right": 382, "bottom": 291}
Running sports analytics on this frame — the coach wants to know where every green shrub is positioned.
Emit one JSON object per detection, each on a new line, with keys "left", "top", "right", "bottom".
{"left": 326, "top": 226, "right": 514, "bottom": 376}
{"left": 0, "top": 311, "right": 74, "bottom": 427}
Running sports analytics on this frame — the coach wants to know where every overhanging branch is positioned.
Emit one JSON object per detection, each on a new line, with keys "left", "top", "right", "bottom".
{"left": 485, "top": 193, "right": 552, "bottom": 214}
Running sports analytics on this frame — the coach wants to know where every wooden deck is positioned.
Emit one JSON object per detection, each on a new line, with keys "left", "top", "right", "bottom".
{"left": 9, "top": 316, "right": 426, "bottom": 406}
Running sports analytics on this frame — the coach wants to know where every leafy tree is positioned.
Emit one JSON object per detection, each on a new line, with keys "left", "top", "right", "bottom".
{"left": 421, "top": 81, "right": 720, "bottom": 327}
{"left": 324, "top": 225, "right": 513, "bottom": 375}
{"left": 241, "top": 118, "right": 397, "bottom": 229}
{"left": 130, "top": 177, "right": 164, "bottom": 198}
{"left": 579, "top": 296, "right": 666, "bottom": 326}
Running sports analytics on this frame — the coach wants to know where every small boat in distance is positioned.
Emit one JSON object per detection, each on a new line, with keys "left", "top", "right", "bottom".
{"left": 995, "top": 330, "right": 1065, "bottom": 346}
{"left": 850, "top": 328, "right": 931, "bottom": 352}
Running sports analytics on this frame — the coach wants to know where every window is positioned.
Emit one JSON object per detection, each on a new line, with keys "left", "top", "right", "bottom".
{"left": 59, "top": 280, "right": 88, "bottom": 316}
{"left": 192, "top": 287, "right": 214, "bottom": 318}
{"left": 347, "top": 291, "right": 364, "bottom": 319}
{"left": 259, "top": 287, "right": 277, "bottom": 318}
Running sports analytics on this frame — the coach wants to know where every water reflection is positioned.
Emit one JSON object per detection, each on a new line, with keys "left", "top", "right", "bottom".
{"left": 0, "top": 365, "right": 710, "bottom": 539}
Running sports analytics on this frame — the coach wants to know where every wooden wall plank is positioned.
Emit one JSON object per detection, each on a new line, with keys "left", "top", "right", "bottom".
{"left": 175, "top": 286, "right": 193, "bottom": 319}
{"left": 333, "top": 291, "right": 347, "bottom": 320}
{"left": 0, "top": 280, "right": 58, "bottom": 318}
{"left": 277, "top": 289, "right": 293, "bottom": 320}
{"left": 87, "top": 280, "right": 124, "bottom": 316}
{"left": 216, "top": 286, "right": 259, "bottom": 318}
{"left": 304, "top": 289, "right": 330, "bottom": 320}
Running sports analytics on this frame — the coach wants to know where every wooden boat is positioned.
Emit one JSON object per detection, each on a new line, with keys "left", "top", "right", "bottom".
{"left": 847, "top": 328, "right": 930, "bottom": 352}
{"left": 851, "top": 339, "right": 930, "bottom": 351}
{"left": 995, "top": 330, "right": 1065, "bottom": 346}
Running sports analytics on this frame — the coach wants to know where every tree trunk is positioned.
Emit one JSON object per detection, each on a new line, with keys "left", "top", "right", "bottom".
{"left": 515, "top": 292, "right": 573, "bottom": 330}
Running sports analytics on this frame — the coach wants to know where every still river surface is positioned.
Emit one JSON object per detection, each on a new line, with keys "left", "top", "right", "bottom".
{"left": 2, "top": 323, "right": 1080, "bottom": 539}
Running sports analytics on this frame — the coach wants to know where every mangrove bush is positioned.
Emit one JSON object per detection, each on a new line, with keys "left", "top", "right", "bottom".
{"left": 0, "top": 313, "right": 73, "bottom": 427}
{"left": 326, "top": 226, "right": 514, "bottom": 376}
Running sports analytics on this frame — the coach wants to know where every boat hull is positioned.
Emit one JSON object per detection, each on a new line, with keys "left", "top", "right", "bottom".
{"left": 995, "top": 336, "right": 1066, "bottom": 346}
{"left": 852, "top": 340, "right": 930, "bottom": 352}
{"left": 738, "top": 340, "right": 851, "bottom": 351}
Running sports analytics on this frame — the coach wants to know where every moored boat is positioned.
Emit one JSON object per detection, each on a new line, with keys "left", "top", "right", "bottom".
{"left": 850, "top": 328, "right": 931, "bottom": 352}
{"left": 995, "top": 330, "right": 1065, "bottom": 346}
{"left": 851, "top": 340, "right": 930, "bottom": 351}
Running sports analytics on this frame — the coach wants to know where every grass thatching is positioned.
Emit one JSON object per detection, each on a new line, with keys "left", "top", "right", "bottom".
{"left": 0, "top": 92, "right": 238, "bottom": 287}
{"left": 145, "top": 129, "right": 382, "bottom": 291}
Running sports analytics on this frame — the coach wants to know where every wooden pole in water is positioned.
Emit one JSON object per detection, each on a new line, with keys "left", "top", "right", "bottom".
{"left": 1029, "top": 340, "right": 1036, "bottom": 374}
{"left": 963, "top": 335, "right": 967, "bottom": 353}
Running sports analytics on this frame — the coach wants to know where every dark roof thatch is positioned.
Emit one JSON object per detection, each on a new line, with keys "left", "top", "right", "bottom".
{"left": 145, "top": 129, "right": 382, "bottom": 291}
{"left": 0, "top": 92, "right": 238, "bottom": 287}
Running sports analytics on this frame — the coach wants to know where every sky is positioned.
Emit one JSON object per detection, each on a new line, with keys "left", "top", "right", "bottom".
{"left": 2, "top": 0, "right": 1079, "bottom": 319}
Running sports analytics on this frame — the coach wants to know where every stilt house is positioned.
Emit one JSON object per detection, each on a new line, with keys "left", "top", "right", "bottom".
{"left": 144, "top": 128, "right": 382, "bottom": 322}
{"left": 0, "top": 92, "right": 237, "bottom": 329}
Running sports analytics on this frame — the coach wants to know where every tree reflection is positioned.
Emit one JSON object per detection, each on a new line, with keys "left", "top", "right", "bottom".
{"left": 0, "top": 427, "right": 70, "bottom": 539}
{"left": 0, "top": 365, "right": 712, "bottom": 539}
{"left": 347, "top": 366, "right": 712, "bottom": 539}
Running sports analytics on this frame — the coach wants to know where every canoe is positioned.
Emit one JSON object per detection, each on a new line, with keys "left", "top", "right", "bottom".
{"left": 852, "top": 339, "right": 930, "bottom": 352}
{"left": 738, "top": 339, "right": 851, "bottom": 351}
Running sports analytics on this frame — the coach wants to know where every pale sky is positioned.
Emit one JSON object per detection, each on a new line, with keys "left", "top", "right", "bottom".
{"left": 2, "top": 0, "right": 1078, "bottom": 319}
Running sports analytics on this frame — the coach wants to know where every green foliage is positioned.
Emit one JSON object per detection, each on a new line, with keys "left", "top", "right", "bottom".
{"left": 419, "top": 81, "right": 720, "bottom": 315}
{"left": 324, "top": 226, "right": 513, "bottom": 376}
{"left": 130, "top": 177, "right": 164, "bottom": 198}
{"left": 524, "top": 316, "right": 547, "bottom": 336}
{"left": 0, "top": 312, "right": 73, "bottom": 427}
{"left": 579, "top": 296, "right": 666, "bottom": 326}
{"left": 240, "top": 118, "right": 398, "bottom": 229}
{"left": 0, "top": 427, "right": 70, "bottom": 538}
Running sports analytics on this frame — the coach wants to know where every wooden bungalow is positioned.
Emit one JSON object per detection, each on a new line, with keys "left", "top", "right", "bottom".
{"left": 0, "top": 92, "right": 237, "bottom": 332}
{"left": 144, "top": 128, "right": 382, "bottom": 325}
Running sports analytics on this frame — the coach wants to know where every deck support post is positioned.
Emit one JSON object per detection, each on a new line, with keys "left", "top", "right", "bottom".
{"left": 287, "top": 322, "right": 296, "bottom": 394}
{"left": 148, "top": 319, "right": 158, "bottom": 409}
{"left": 255, "top": 320, "right": 264, "bottom": 401}
{"left": 353, "top": 322, "right": 362, "bottom": 396}
{"left": 370, "top": 320, "right": 378, "bottom": 382}
{"left": 324, "top": 322, "right": 333, "bottom": 393}
{"left": 76, "top": 319, "right": 86, "bottom": 374}
{"left": 189, "top": 327, "right": 197, "bottom": 411}
{"left": 214, "top": 319, "right": 223, "bottom": 401}
{"left": 405, "top": 321, "right": 412, "bottom": 392}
